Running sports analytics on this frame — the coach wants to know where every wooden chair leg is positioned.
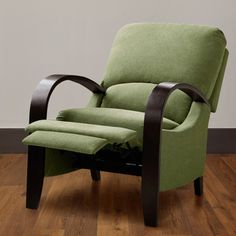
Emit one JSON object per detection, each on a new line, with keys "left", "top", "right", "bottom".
{"left": 194, "top": 176, "right": 203, "bottom": 196}
{"left": 142, "top": 181, "right": 159, "bottom": 227}
{"left": 141, "top": 160, "right": 160, "bottom": 227}
{"left": 90, "top": 169, "right": 101, "bottom": 181}
{"left": 26, "top": 146, "right": 45, "bottom": 209}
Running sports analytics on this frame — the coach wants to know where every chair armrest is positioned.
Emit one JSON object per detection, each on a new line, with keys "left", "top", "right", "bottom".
{"left": 142, "top": 82, "right": 210, "bottom": 211}
{"left": 29, "top": 74, "right": 106, "bottom": 123}
{"left": 143, "top": 82, "right": 209, "bottom": 157}
{"left": 144, "top": 82, "right": 209, "bottom": 137}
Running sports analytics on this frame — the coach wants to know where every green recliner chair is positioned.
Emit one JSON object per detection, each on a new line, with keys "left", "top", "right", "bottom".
{"left": 23, "top": 23, "right": 228, "bottom": 227}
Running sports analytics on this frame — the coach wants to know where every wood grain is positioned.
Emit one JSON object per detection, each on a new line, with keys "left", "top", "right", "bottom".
{"left": 0, "top": 154, "right": 235, "bottom": 236}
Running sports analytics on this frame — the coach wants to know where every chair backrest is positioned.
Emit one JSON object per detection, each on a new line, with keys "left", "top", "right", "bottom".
{"left": 100, "top": 23, "right": 227, "bottom": 123}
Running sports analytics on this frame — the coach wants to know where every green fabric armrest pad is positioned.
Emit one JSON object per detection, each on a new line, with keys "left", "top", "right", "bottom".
{"left": 57, "top": 107, "right": 179, "bottom": 146}
{"left": 101, "top": 83, "right": 192, "bottom": 123}
{"left": 22, "top": 131, "right": 108, "bottom": 155}
{"left": 159, "top": 102, "right": 211, "bottom": 191}
{"left": 102, "top": 23, "right": 226, "bottom": 101}
{"left": 26, "top": 120, "right": 137, "bottom": 144}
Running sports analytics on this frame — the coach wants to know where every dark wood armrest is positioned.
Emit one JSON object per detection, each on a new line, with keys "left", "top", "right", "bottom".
{"left": 29, "top": 74, "right": 106, "bottom": 123}
{"left": 143, "top": 82, "right": 210, "bottom": 164}
{"left": 143, "top": 82, "right": 209, "bottom": 145}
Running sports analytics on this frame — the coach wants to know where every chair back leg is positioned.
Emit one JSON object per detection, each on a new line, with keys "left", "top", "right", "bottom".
{"left": 194, "top": 176, "right": 203, "bottom": 196}
{"left": 90, "top": 169, "right": 101, "bottom": 181}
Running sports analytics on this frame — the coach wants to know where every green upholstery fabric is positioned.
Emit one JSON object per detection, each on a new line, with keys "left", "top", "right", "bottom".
{"left": 57, "top": 107, "right": 179, "bottom": 147}
{"left": 23, "top": 131, "right": 108, "bottom": 155}
{"left": 87, "top": 93, "right": 104, "bottom": 108}
{"left": 103, "top": 23, "right": 226, "bottom": 100}
{"left": 26, "top": 120, "right": 137, "bottom": 144}
{"left": 160, "top": 102, "right": 211, "bottom": 191}
{"left": 209, "top": 49, "right": 229, "bottom": 112}
{"left": 101, "top": 83, "right": 192, "bottom": 124}
{"left": 102, "top": 23, "right": 226, "bottom": 119}
{"left": 44, "top": 101, "right": 211, "bottom": 190}
{"left": 44, "top": 148, "right": 83, "bottom": 176}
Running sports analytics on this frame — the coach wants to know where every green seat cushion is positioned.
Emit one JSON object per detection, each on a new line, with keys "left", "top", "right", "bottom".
{"left": 102, "top": 23, "right": 226, "bottom": 109}
{"left": 22, "top": 131, "right": 108, "bottom": 155}
{"left": 101, "top": 83, "right": 192, "bottom": 124}
{"left": 26, "top": 120, "right": 137, "bottom": 144}
{"left": 57, "top": 107, "right": 179, "bottom": 146}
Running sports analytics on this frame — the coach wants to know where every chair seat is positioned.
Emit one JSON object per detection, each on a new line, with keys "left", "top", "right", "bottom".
{"left": 23, "top": 108, "right": 179, "bottom": 154}
{"left": 57, "top": 107, "right": 179, "bottom": 145}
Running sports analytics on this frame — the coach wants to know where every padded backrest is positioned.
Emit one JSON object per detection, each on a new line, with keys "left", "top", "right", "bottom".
{"left": 209, "top": 49, "right": 228, "bottom": 112}
{"left": 101, "top": 23, "right": 227, "bottom": 123}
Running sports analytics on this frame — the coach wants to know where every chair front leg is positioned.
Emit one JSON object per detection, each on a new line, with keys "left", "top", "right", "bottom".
{"left": 141, "top": 159, "right": 160, "bottom": 227}
{"left": 90, "top": 169, "right": 101, "bottom": 181}
{"left": 26, "top": 146, "right": 45, "bottom": 209}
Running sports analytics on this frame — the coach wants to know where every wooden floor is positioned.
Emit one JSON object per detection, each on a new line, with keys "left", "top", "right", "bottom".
{"left": 0, "top": 154, "right": 235, "bottom": 236}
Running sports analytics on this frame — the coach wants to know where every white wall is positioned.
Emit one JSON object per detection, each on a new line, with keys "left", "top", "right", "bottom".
{"left": 0, "top": 0, "right": 235, "bottom": 128}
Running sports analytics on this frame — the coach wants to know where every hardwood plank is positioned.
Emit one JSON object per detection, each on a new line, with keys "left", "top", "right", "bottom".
{"left": 221, "top": 155, "right": 236, "bottom": 174}
{"left": 204, "top": 183, "right": 234, "bottom": 236}
{"left": 0, "top": 154, "right": 26, "bottom": 186}
{"left": 0, "top": 185, "right": 38, "bottom": 236}
{"left": 97, "top": 173, "right": 130, "bottom": 236}
{"left": 204, "top": 165, "right": 236, "bottom": 235}
{"left": 33, "top": 171, "right": 99, "bottom": 236}
{"left": 207, "top": 156, "right": 236, "bottom": 198}
{"left": 0, "top": 154, "right": 235, "bottom": 236}
{"left": 205, "top": 163, "right": 236, "bottom": 221}
{"left": 176, "top": 186, "right": 218, "bottom": 236}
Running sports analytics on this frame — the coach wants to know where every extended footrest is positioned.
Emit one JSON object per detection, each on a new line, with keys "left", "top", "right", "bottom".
{"left": 23, "top": 120, "right": 137, "bottom": 155}
{"left": 23, "top": 131, "right": 109, "bottom": 154}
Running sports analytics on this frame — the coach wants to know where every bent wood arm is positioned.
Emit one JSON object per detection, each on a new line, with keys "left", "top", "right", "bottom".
{"left": 143, "top": 82, "right": 210, "bottom": 162}
{"left": 26, "top": 75, "right": 105, "bottom": 207}
{"left": 141, "top": 82, "right": 210, "bottom": 226}
{"left": 29, "top": 74, "right": 106, "bottom": 123}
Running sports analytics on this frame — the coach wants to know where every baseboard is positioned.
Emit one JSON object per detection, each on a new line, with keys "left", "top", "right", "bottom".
{"left": 207, "top": 128, "right": 236, "bottom": 154}
{"left": 0, "top": 129, "right": 27, "bottom": 153}
{"left": 0, "top": 128, "right": 235, "bottom": 154}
